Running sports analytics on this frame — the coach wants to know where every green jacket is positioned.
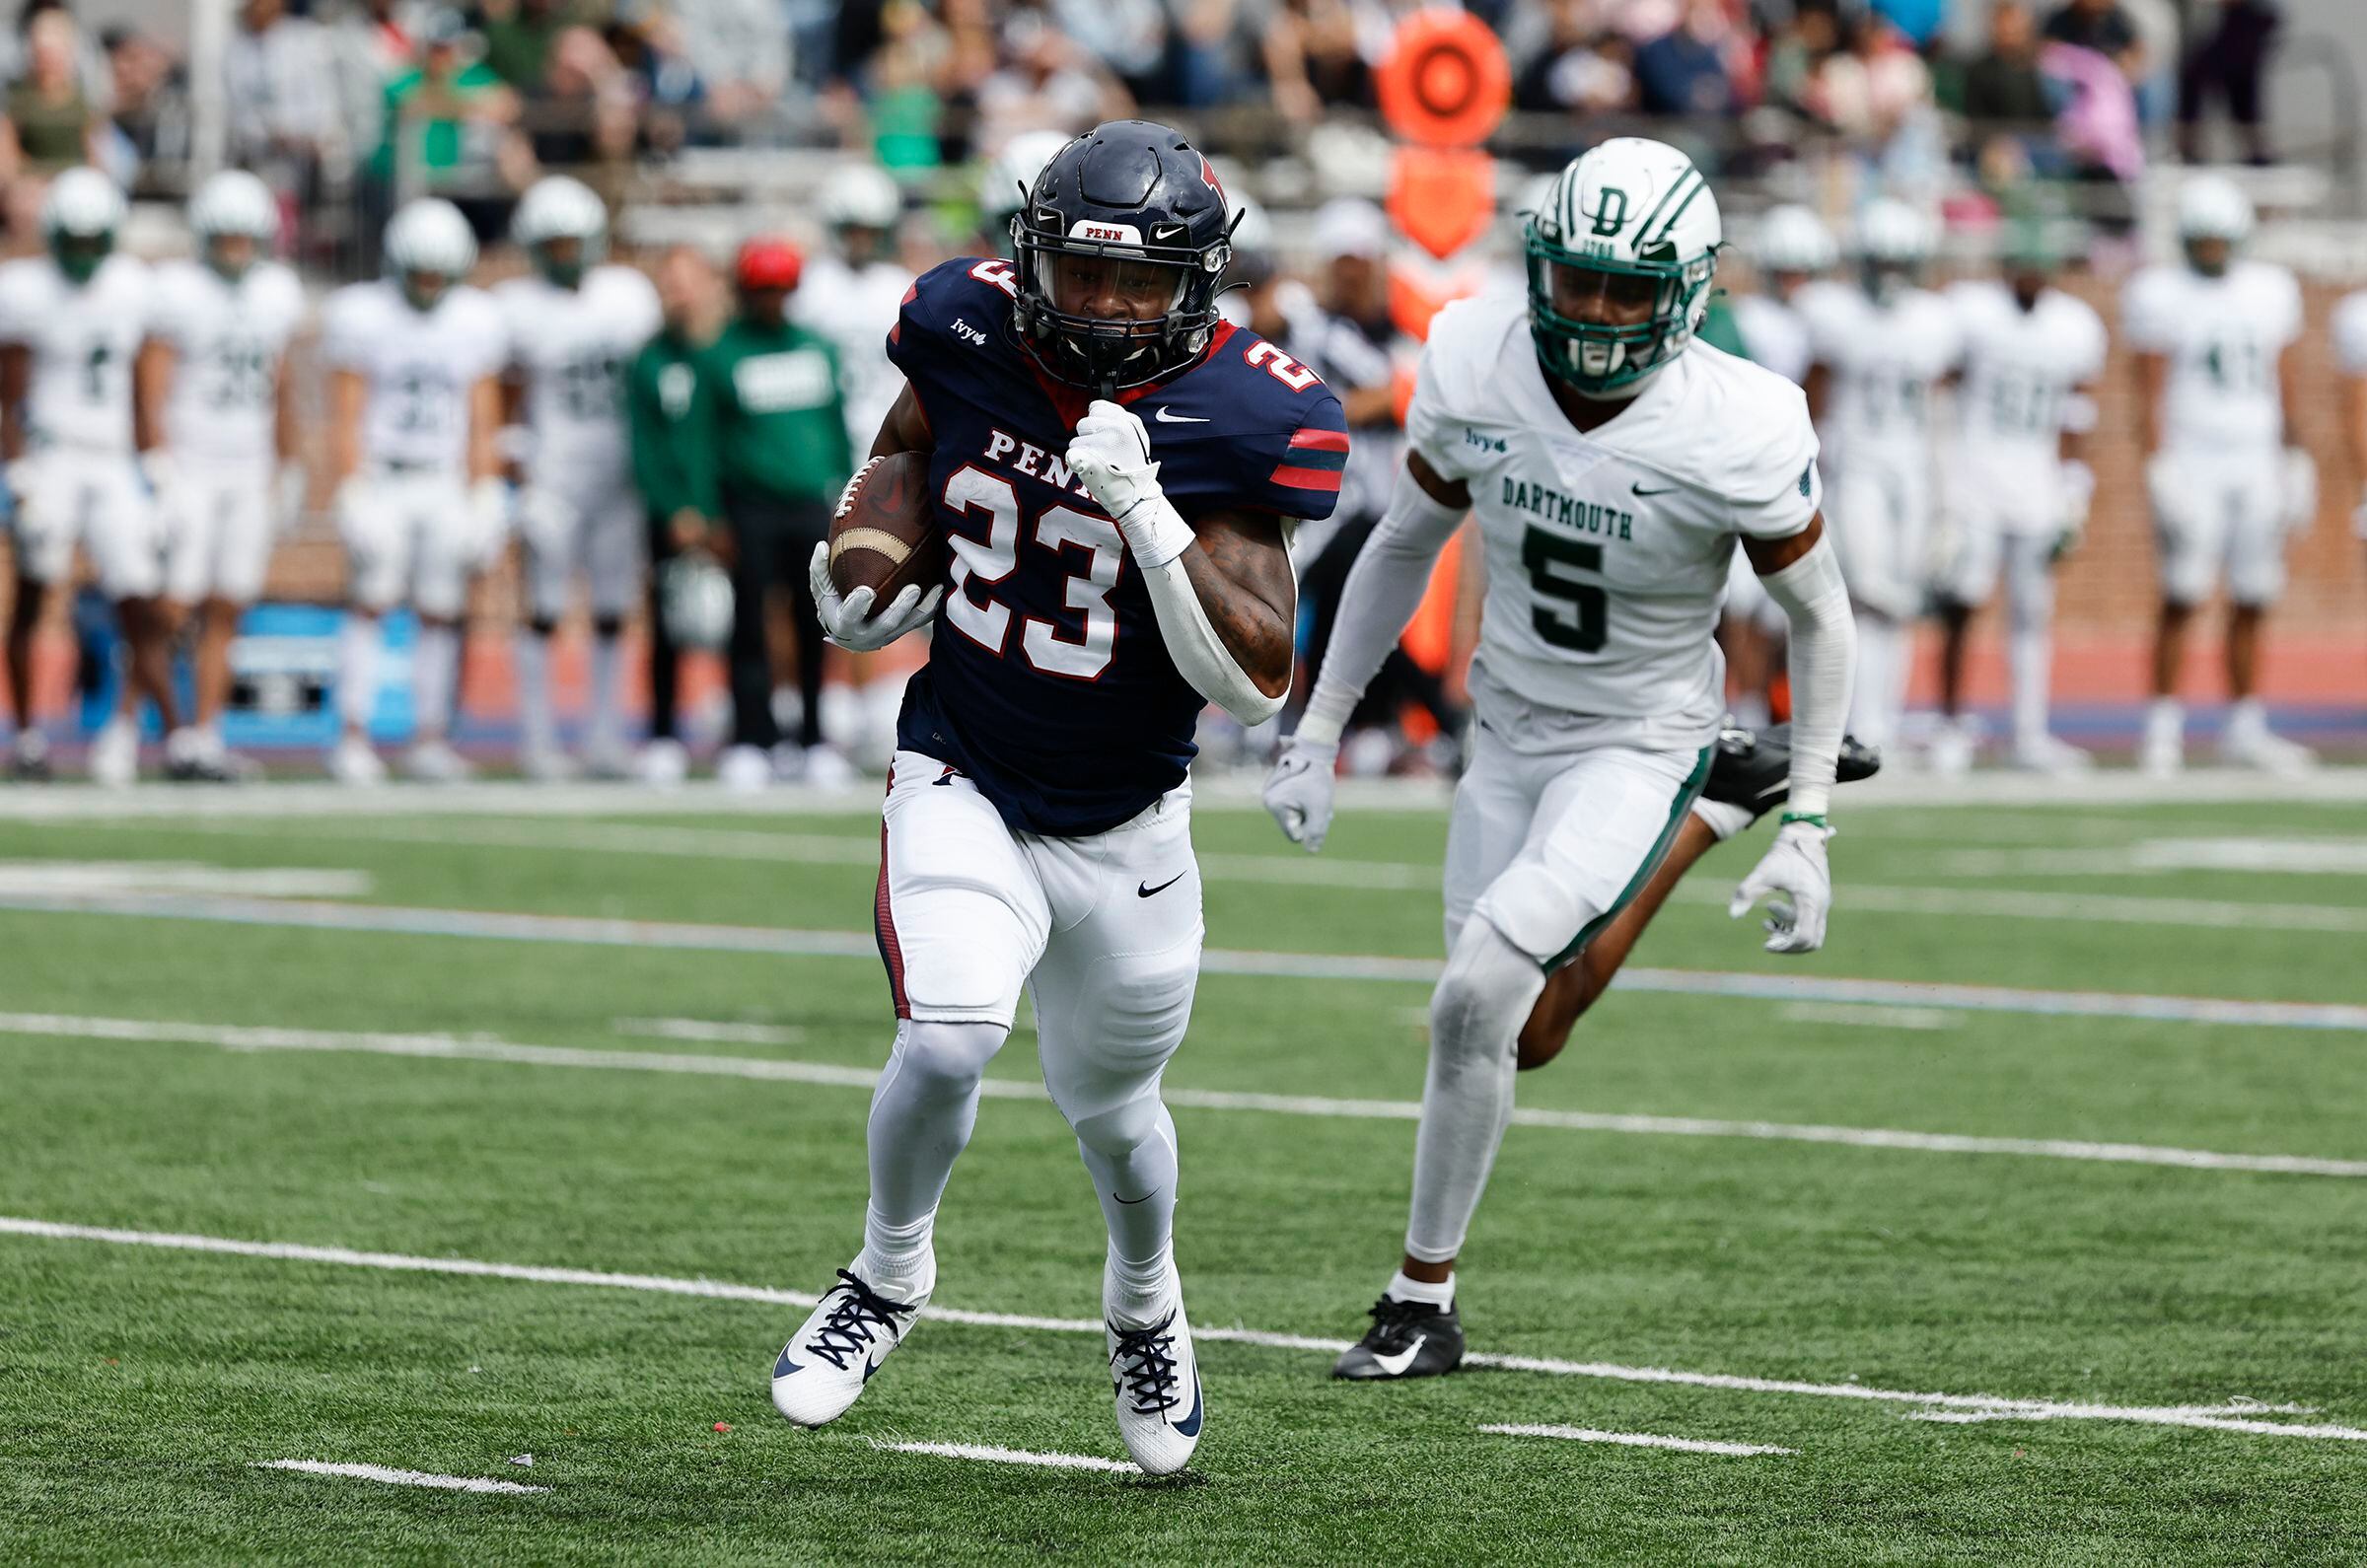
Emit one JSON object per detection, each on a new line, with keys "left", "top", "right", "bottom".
{"left": 626, "top": 326, "right": 710, "bottom": 522}
{"left": 684, "top": 316, "right": 852, "bottom": 515}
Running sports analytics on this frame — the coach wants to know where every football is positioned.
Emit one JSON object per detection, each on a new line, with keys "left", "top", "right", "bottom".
{"left": 827, "top": 452, "right": 944, "bottom": 607}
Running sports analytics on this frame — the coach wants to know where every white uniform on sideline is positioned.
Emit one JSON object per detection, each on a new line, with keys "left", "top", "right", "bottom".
{"left": 2123, "top": 258, "right": 2302, "bottom": 606}
{"left": 321, "top": 277, "right": 506, "bottom": 618}
{"left": 793, "top": 254, "right": 913, "bottom": 458}
{"left": 0, "top": 252, "right": 158, "bottom": 597}
{"left": 2336, "top": 289, "right": 2367, "bottom": 537}
{"left": 147, "top": 257, "right": 308, "bottom": 605}
{"left": 1407, "top": 290, "right": 1821, "bottom": 962}
{"left": 1943, "top": 278, "right": 2106, "bottom": 604}
{"left": 493, "top": 263, "right": 661, "bottom": 622}
{"left": 1725, "top": 286, "right": 1821, "bottom": 635}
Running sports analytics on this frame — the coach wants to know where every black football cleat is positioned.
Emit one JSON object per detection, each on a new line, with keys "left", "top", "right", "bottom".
{"left": 1700, "top": 721, "right": 1880, "bottom": 822}
{"left": 1331, "top": 1295, "right": 1466, "bottom": 1382}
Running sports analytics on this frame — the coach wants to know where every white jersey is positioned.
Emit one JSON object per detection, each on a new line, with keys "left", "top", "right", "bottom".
{"left": 2121, "top": 259, "right": 2299, "bottom": 451}
{"left": 1802, "top": 283, "right": 1960, "bottom": 477}
{"left": 0, "top": 253, "right": 152, "bottom": 455}
{"left": 1948, "top": 280, "right": 2107, "bottom": 463}
{"left": 793, "top": 255, "right": 914, "bottom": 455}
{"left": 1731, "top": 292, "right": 1812, "bottom": 386}
{"left": 1407, "top": 293, "right": 1822, "bottom": 748}
{"left": 147, "top": 258, "right": 308, "bottom": 469}
{"left": 321, "top": 279, "right": 506, "bottom": 475}
{"left": 2331, "top": 288, "right": 2367, "bottom": 377}
{"left": 493, "top": 264, "right": 661, "bottom": 491}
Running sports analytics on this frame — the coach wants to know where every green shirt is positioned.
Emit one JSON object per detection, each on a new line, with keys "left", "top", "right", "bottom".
{"left": 375, "top": 63, "right": 505, "bottom": 181}
{"left": 626, "top": 326, "right": 711, "bottom": 522}
{"left": 685, "top": 316, "right": 852, "bottom": 513}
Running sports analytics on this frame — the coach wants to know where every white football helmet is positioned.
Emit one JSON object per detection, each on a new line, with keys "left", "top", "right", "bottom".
{"left": 822, "top": 164, "right": 900, "bottom": 233}
{"left": 42, "top": 168, "right": 124, "bottom": 283}
{"left": 981, "top": 129, "right": 1074, "bottom": 255}
{"left": 512, "top": 175, "right": 607, "bottom": 283}
{"left": 385, "top": 196, "right": 477, "bottom": 307}
{"left": 1854, "top": 197, "right": 1934, "bottom": 301}
{"left": 1524, "top": 136, "right": 1722, "bottom": 395}
{"left": 190, "top": 169, "right": 278, "bottom": 279}
{"left": 2178, "top": 174, "right": 2253, "bottom": 276}
{"left": 1753, "top": 203, "right": 1837, "bottom": 278}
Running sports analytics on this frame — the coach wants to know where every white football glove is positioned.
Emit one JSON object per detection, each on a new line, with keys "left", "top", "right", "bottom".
{"left": 1066, "top": 398, "right": 1192, "bottom": 567}
{"left": 1262, "top": 733, "right": 1340, "bottom": 853}
{"left": 1728, "top": 818, "right": 1835, "bottom": 955}
{"left": 808, "top": 539, "right": 942, "bottom": 653}
{"left": 2144, "top": 451, "right": 2187, "bottom": 532}
{"left": 273, "top": 463, "right": 309, "bottom": 533}
{"left": 516, "top": 485, "right": 578, "bottom": 557}
{"left": 2053, "top": 459, "right": 2094, "bottom": 560}
{"left": 2279, "top": 445, "right": 2317, "bottom": 539}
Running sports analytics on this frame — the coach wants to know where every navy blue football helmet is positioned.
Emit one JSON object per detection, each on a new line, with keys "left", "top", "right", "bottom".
{"left": 1010, "top": 120, "right": 1234, "bottom": 392}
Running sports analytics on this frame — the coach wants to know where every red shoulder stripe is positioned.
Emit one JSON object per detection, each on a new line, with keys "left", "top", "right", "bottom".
{"left": 1288, "top": 427, "right": 1350, "bottom": 453}
{"left": 1269, "top": 464, "right": 1344, "bottom": 492}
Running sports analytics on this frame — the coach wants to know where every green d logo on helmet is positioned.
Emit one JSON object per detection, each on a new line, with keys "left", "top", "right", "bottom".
{"left": 1526, "top": 138, "right": 1722, "bottom": 396}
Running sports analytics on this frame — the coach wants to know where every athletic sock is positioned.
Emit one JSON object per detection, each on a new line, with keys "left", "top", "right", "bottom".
{"left": 515, "top": 632, "right": 555, "bottom": 754}
{"left": 1404, "top": 922, "right": 1545, "bottom": 1265}
{"left": 2008, "top": 627, "right": 2050, "bottom": 749}
{"left": 337, "top": 616, "right": 380, "bottom": 732}
{"left": 414, "top": 623, "right": 458, "bottom": 738}
{"left": 587, "top": 631, "right": 624, "bottom": 754}
{"left": 1079, "top": 1104, "right": 1181, "bottom": 1327}
{"left": 856, "top": 1206, "right": 938, "bottom": 1300}
{"left": 1387, "top": 1268, "right": 1455, "bottom": 1309}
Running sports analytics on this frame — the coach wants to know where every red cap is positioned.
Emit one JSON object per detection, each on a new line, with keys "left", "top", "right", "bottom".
{"left": 735, "top": 237, "right": 803, "bottom": 291}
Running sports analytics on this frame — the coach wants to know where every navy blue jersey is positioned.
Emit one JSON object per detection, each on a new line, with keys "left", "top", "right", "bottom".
{"left": 887, "top": 256, "right": 1348, "bottom": 837}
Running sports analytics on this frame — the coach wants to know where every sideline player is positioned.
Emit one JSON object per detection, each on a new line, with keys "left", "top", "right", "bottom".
{"left": 1934, "top": 230, "right": 2107, "bottom": 774}
{"left": 139, "top": 169, "right": 307, "bottom": 782}
{"left": 1802, "top": 198, "right": 1958, "bottom": 760}
{"left": 320, "top": 197, "right": 507, "bottom": 784}
{"left": 1262, "top": 138, "right": 1856, "bottom": 1380}
{"left": 0, "top": 169, "right": 176, "bottom": 786}
{"left": 765, "top": 121, "right": 1346, "bottom": 1474}
{"left": 2124, "top": 176, "right": 2314, "bottom": 774}
{"left": 495, "top": 175, "right": 661, "bottom": 780}
{"left": 2338, "top": 284, "right": 2367, "bottom": 554}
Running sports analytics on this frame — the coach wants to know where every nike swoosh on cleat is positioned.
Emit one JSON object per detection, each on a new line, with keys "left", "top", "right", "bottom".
{"left": 1173, "top": 1374, "right": 1204, "bottom": 1437}
{"left": 1368, "top": 1334, "right": 1426, "bottom": 1377}
{"left": 1137, "top": 873, "right": 1185, "bottom": 898}
{"left": 773, "top": 1348, "right": 800, "bottom": 1378}
{"left": 862, "top": 1358, "right": 883, "bottom": 1382}
{"left": 1154, "top": 408, "right": 1209, "bottom": 423}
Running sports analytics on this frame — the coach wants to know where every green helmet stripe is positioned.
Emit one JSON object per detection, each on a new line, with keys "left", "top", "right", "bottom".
{"left": 1644, "top": 173, "right": 1707, "bottom": 251}
{"left": 1631, "top": 167, "right": 1697, "bottom": 248}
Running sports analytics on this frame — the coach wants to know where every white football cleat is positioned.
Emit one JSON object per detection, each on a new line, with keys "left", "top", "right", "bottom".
{"left": 88, "top": 716, "right": 137, "bottom": 788}
{"left": 401, "top": 738, "right": 474, "bottom": 783}
{"left": 717, "top": 744, "right": 773, "bottom": 791}
{"left": 2009, "top": 734, "right": 2092, "bottom": 775}
{"left": 635, "top": 738, "right": 689, "bottom": 787}
{"left": 519, "top": 744, "right": 578, "bottom": 783}
{"left": 2221, "top": 724, "right": 2316, "bottom": 776}
{"left": 2138, "top": 708, "right": 2184, "bottom": 779}
{"left": 1107, "top": 1272, "right": 1203, "bottom": 1476}
{"left": 1925, "top": 721, "right": 1976, "bottom": 778}
{"left": 770, "top": 1265, "right": 928, "bottom": 1428}
{"left": 328, "top": 734, "right": 387, "bottom": 785}
{"left": 800, "top": 743, "right": 859, "bottom": 790}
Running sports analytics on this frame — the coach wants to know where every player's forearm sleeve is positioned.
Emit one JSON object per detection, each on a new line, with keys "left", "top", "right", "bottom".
{"left": 1295, "top": 464, "right": 1466, "bottom": 746}
{"left": 1141, "top": 553, "right": 1286, "bottom": 726}
{"left": 1760, "top": 533, "right": 1855, "bottom": 820}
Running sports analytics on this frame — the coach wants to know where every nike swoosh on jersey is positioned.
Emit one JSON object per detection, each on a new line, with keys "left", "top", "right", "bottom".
{"left": 1137, "top": 873, "right": 1186, "bottom": 897}
{"left": 1369, "top": 1335, "right": 1426, "bottom": 1377}
{"left": 1154, "top": 408, "right": 1209, "bottom": 423}
{"left": 1631, "top": 482, "right": 1676, "bottom": 496}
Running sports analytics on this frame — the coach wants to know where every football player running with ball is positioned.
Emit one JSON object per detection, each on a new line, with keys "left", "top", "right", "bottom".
{"left": 1263, "top": 138, "right": 1857, "bottom": 1381}
{"left": 766, "top": 121, "right": 1347, "bottom": 1474}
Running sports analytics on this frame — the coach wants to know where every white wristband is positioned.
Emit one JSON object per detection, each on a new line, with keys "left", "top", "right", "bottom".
{"left": 1115, "top": 491, "right": 1195, "bottom": 571}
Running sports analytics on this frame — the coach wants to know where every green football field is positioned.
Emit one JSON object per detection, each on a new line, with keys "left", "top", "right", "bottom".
{"left": 4, "top": 777, "right": 2367, "bottom": 1564}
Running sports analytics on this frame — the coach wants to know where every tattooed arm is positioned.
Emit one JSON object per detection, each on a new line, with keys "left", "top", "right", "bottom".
{"left": 1180, "top": 508, "right": 1296, "bottom": 701}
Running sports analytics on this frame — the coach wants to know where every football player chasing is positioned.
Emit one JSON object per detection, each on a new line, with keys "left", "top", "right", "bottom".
{"left": 765, "top": 121, "right": 1347, "bottom": 1474}
{"left": 1263, "top": 139, "right": 1857, "bottom": 1381}
{"left": 320, "top": 198, "right": 508, "bottom": 784}
{"left": 0, "top": 171, "right": 179, "bottom": 785}
{"left": 2124, "top": 176, "right": 2314, "bottom": 775}
{"left": 494, "top": 176, "right": 662, "bottom": 780}
{"left": 137, "top": 170, "right": 308, "bottom": 782}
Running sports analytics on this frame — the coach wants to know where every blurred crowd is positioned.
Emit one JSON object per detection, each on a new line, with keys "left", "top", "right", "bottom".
{"left": 0, "top": 0, "right": 2298, "bottom": 271}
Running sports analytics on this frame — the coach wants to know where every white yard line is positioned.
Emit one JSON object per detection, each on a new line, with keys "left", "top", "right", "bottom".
{"left": 1477, "top": 1424, "right": 1796, "bottom": 1457}
{"left": 613, "top": 1017, "right": 808, "bottom": 1046}
{"left": 8, "top": 1214, "right": 2358, "bottom": 1443}
{"left": 253, "top": 1460, "right": 548, "bottom": 1495}
{"left": 1673, "top": 880, "right": 2367, "bottom": 936}
{"left": 867, "top": 1440, "right": 1137, "bottom": 1473}
{"left": 1779, "top": 1003, "right": 1961, "bottom": 1032}
{"left": 3, "top": 889, "right": 2364, "bottom": 1034}
{"left": 9, "top": 1010, "right": 2366, "bottom": 1178}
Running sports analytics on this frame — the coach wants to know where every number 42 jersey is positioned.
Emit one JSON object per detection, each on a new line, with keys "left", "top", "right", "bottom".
{"left": 1408, "top": 291, "right": 1822, "bottom": 751}
{"left": 890, "top": 255, "right": 1348, "bottom": 836}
